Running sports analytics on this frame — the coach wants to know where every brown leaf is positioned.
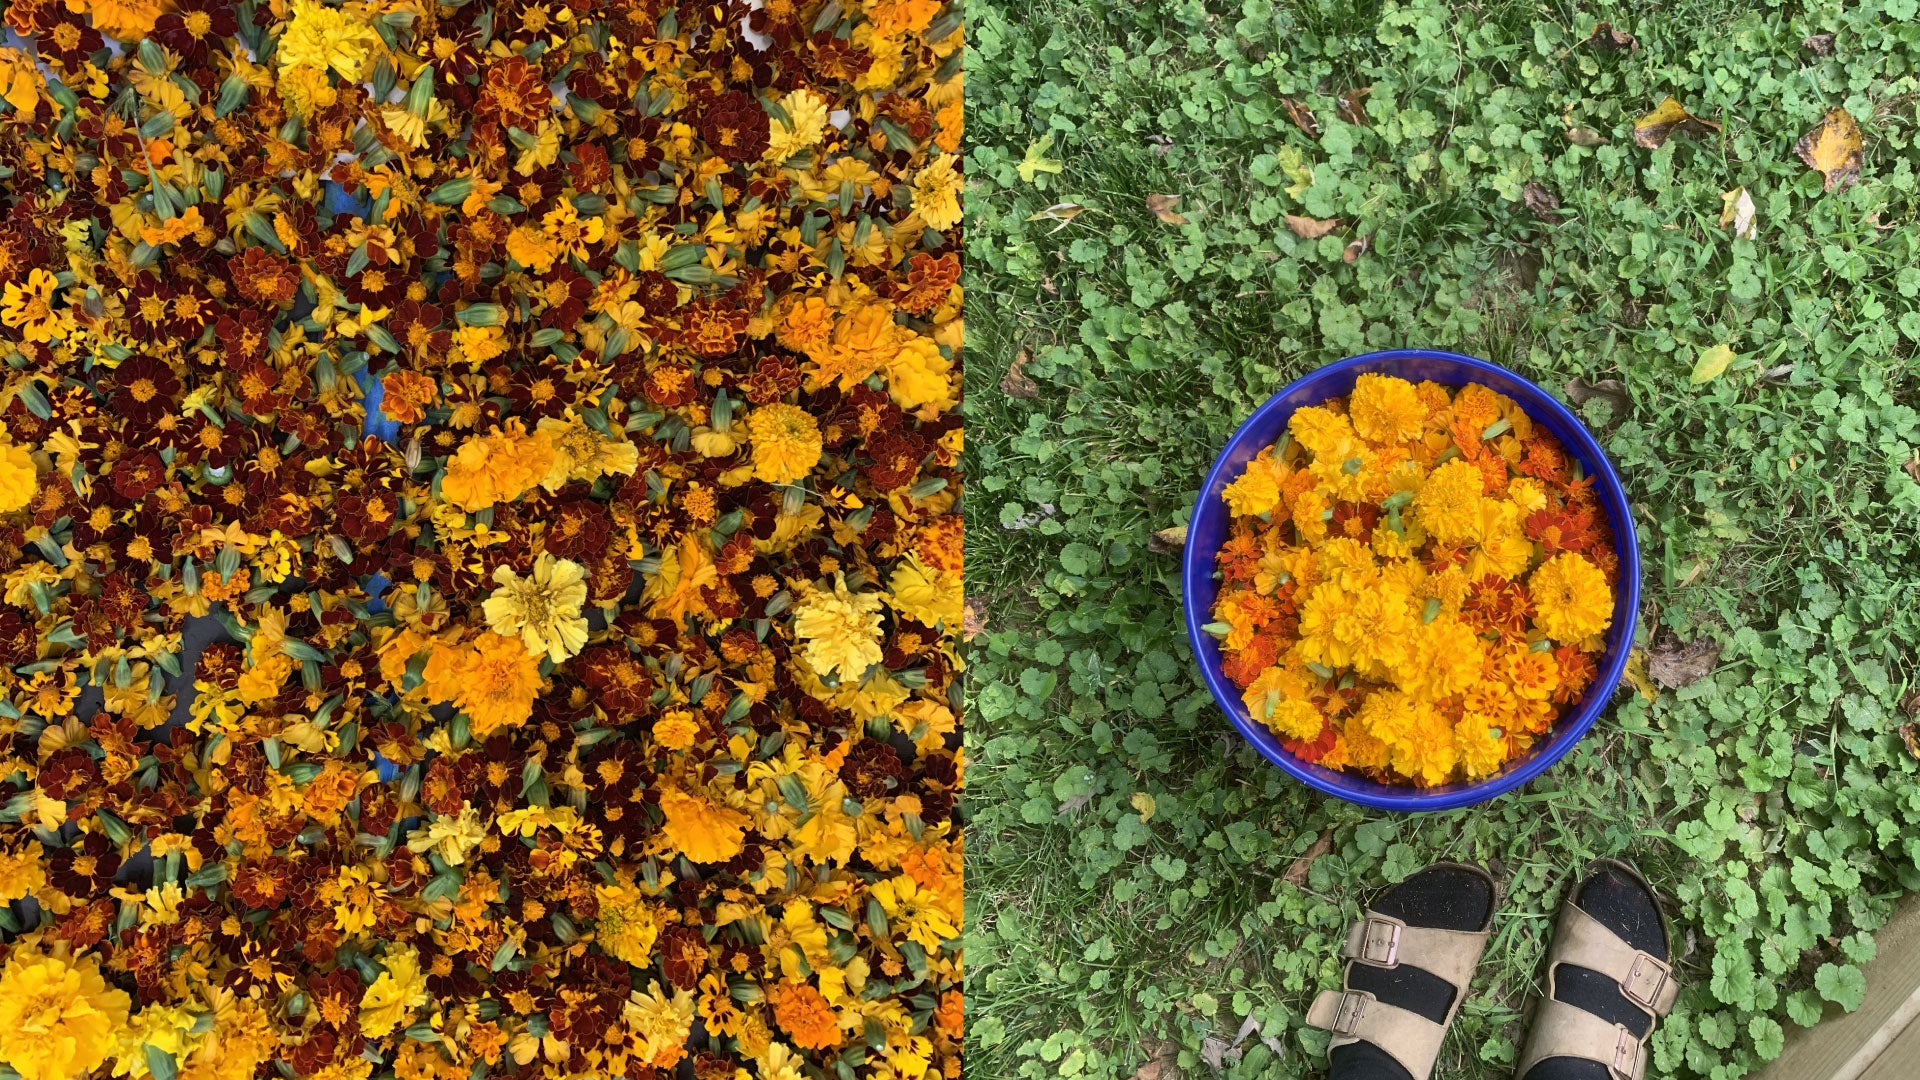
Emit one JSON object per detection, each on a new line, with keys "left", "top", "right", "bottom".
{"left": 1803, "top": 33, "right": 1836, "bottom": 56}
{"left": 1284, "top": 215, "right": 1340, "bottom": 239}
{"left": 1586, "top": 21, "right": 1639, "bottom": 51}
{"left": 1901, "top": 723, "right": 1920, "bottom": 762}
{"left": 1130, "top": 1044, "right": 1179, "bottom": 1080}
{"left": 1336, "top": 87, "right": 1371, "bottom": 126}
{"left": 1633, "top": 96, "right": 1721, "bottom": 150}
{"left": 1001, "top": 348, "right": 1038, "bottom": 399}
{"left": 1567, "top": 126, "right": 1606, "bottom": 147}
{"left": 1146, "top": 133, "right": 1174, "bottom": 157}
{"left": 1280, "top": 97, "right": 1320, "bottom": 137}
{"left": 1283, "top": 829, "right": 1335, "bottom": 886}
{"left": 1522, "top": 182, "right": 1562, "bottom": 224}
{"left": 1648, "top": 636, "right": 1722, "bottom": 689}
{"left": 1343, "top": 234, "right": 1370, "bottom": 263}
{"left": 1904, "top": 451, "right": 1920, "bottom": 484}
{"left": 962, "top": 598, "right": 987, "bottom": 642}
{"left": 1564, "top": 377, "right": 1631, "bottom": 427}
{"left": 1148, "top": 524, "right": 1188, "bottom": 553}
{"left": 1145, "top": 193, "right": 1188, "bottom": 225}
{"left": 1622, "top": 648, "right": 1658, "bottom": 702}
{"left": 1795, "top": 107, "right": 1864, "bottom": 192}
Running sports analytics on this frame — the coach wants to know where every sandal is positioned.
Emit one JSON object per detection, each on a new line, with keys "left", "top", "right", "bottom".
{"left": 1515, "top": 859, "right": 1676, "bottom": 1080}
{"left": 1307, "top": 862, "right": 1498, "bottom": 1080}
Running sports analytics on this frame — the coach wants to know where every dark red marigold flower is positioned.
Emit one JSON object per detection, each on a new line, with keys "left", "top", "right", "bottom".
{"left": 699, "top": 91, "right": 770, "bottom": 162}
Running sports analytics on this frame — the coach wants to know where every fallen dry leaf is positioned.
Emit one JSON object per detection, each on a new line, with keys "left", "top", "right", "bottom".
{"left": 1904, "top": 451, "right": 1920, "bottom": 484}
{"left": 1720, "top": 186, "right": 1757, "bottom": 239}
{"left": 1803, "top": 33, "right": 1836, "bottom": 56}
{"left": 1280, "top": 97, "right": 1320, "bottom": 137}
{"left": 1130, "top": 792, "right": 1156, "bottom": 822}
{"left": 1633, "top": 96, "right": 1720, "bottom": 150}
{"left": 1622, "top": 648, "right": 1659, "bottom": 702}
{"left": 1283, "top": 829, "right": 1335, "bottom": 886}
{"left": 1145, "top": 192, "right": 1188, "bottom": 225}
{"left": 1795, "top": 107, "right": 1864, "bottom": 192}
{"left": 1691, "top": 343, "right": 1736, "bottom": 385}
{"left": 1148, "top": 524, "right": 1188, "bottom": 553}
{"left": 962, "top": 597, "right": 987, "bottom": 642}
{"left": 1129, "top": 1043, "right": 1179, "bottom": 1080}
{"left": 1001, "top": 348, "right": 1038, "bottom": 399}
{"left": 1337, "top": 87, "right": 1371, "bottom": 126}
{"left": 1522, "top": 182, "right": 1562, "bottom": 224}
{"left": 1284, "top": 214, "right": 1340, "bottom": 239}
{"left": 1901, "top": 723, "right": 1920, "bottom": 762}
{"left": 1146, "top": 133, "right": 1174, "bottom": 157}
{"left": 1025, "top": 201, "right": 1086, "bottom": 234}
{"left": 1343, "top": 234, "right": 1370, "bottom": 263}
{"left": 1564, "top": 376, "right": 1631, "bottom": 427}
{"left": 1587, "top": 21, "right": 1639, "bottom": 51}
{"left": 1649, "top": 636, "right": 1722, "bottom": 689}
{"left": 1567, "top": 126, "right": 1606, "bottom": 146}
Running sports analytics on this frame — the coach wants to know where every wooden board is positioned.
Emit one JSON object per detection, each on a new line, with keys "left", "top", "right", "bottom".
{"left": 1757, "top": 892, "right": 1920, "bottom": 1080}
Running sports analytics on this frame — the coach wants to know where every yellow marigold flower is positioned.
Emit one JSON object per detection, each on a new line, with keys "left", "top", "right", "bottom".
{"left": 329, "top": 864, "right": 379, "bottom": 935}
{"left": 0, "top": 439, "right": 36, "bottom": 512}
{"left": 1296, "top": 581, "right": 1356, "bottom": 668}
{"left": 812, "top": 303, "right": 899, "bottom": 390}
{"left": 111, "top": 1005, "right": 199, "bottom": 1080}
{"left": 1306, "top": 431, "right": 1372, "bottom": 503}
{"left": 886, "top": 553, "right": 961, "bottom": 628}
{"left": 453, "top": 631, "right": 544, "bottom": 737}
{"left": 537, "top": 415, "right": 640, "bottom": 488}
{"left": 0, "top": 945, "right": 131, "bottom": 1080}
{"left": 1292, "top": 487, "right": 1330, "bottom": 542}
{"left": 884, "top": 332, "right": 955, "bottom": 410}
{"left": 1242, "top": 666, "right": 1322, "bottom": 741}
{"left": 625, "top": 981, "right": 697, "bottom": 1068}
{"left": 1287, "top": 405, "right": 1353, "bottom": 458}
{"left": 909, "top": 153, "right": 963, "bottom": 231}
{"left": 1467, "top": 498, "right": 1533, "bottom": 582}
{"left": 1, "top": 268, "right": 62, "bottom": 343}
{"left": 1528, "top": 552, "right": 1614, "bottom": 642}
{"left": 440, "top": 423, "right": 555, "bottom": 511}
{"left": 1455, "top": 714, "right": 1508, "bottom": 779}
{"left": 658, "top": 784, "right": 749, "bottom": 864}
{"left": 1507, "top": 476, "right": 1548, "bottom": 513}
{"left": 278, "top": 0, "right": 379, "bottom": 79}
{"left": 651, "top": 709, "right": 700, "bottom": 750}
{"left": 1506, "top": 645, "right": 1561, "bottom": 701}
{"left": 1349, "top": 373, "right": 1427, "bottom": 443}
{"left": 63, "top": 0, "right": 159, "bottom": 41}
{"left": 1397, "top": 615, "right": 1484, "bottom": 699}
{"left": 483, "top": 553, "right": 590, "bottom": 663}
{"left": 1361, "top": 691, "right": 1457, "bottom": 787}
{"left": 359, "top": 945, "right": 429, "bottom": 1039}
{"left": 594, "top": 880, "right": 662, "bottom": 967}
{"left": 1412, "top": 458, "right": 1485, "bottom": 544}
{"left": 1315, "top": 537, "right": 1377, "bottom": 591}
{"left": 747, "top": 403, "right": 823, "bottom": 484}
{"left": 1222, "top": 451, "right": 1284, "bottom": 517}
{"left": 405, "top": 803, "right": 488, "bottom": 865}
{"left": 792, "top": 575, "right": 885, "bottom": 681}
{"left": 764, "top": 88, "right": 829, "bottom": 162}
{"left": 870, "top": 874, "right": 961, "bottom": 953}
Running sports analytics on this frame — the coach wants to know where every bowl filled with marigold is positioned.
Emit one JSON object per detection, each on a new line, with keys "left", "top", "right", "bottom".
{"left": 1182, "top": 350, "right": 1641, "bottom": 811}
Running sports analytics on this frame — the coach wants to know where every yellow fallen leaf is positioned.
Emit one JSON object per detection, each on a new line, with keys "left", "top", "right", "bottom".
{"left": 1283, "top": 215, "right": 1340, "bottom": 239}
{"left": 1719, "top": 187, "right": 1757, "bottom": 239}
{"left": 1623, "top": 648, "right": 1658, "bottom": 702}
{"left": 1794, "top": 107, "right": 1864, "bottom": 191}
{"left": 1130, "top": 792, "right": 1156, "bottom": 823}
{"left": 1144, "top": 193, "right": 1188, "bottom": 225}
{"left": 1633, "top": 96, "right": 1719, "bottom": 150}
{"left": 1691, "top": 343, "right": 1736, "bottom": 384}
{"left": 1017, "top": 133, "right": 1065, "bottom": 183}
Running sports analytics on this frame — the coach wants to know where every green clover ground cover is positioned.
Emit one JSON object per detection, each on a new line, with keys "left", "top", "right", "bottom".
{"left": 964, "top": 2, "right": 1920, "bottom": 1078}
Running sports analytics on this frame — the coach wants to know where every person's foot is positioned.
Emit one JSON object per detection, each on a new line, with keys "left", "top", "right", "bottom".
{"left": 1515, "top": 860, "right": 1675, "bottom": 1080}
{"left": 1313, "top": 863, "right": 1498, "bottom": 1080}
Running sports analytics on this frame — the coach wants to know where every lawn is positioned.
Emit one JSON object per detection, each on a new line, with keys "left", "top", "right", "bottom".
{"left": 963, "top": 2, "right": 1920, "bottom": 1079}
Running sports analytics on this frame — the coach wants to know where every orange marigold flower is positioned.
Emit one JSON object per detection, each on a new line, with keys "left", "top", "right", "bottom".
{"left": 380, "top": 369, "right": 438, "bottom": 423}
{"left": 770, "top": 982, "right": 842, "bottom": 1051}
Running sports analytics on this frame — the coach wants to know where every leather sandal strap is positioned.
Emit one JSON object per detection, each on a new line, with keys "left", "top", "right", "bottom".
{"left": 1550, "top": 905, "right": 1678, "bottom": 1017}
{"left": 1307, "top": 989, "right": 1448, "bottom": 1080}
{"left": 1514, "top": 999, "right": 1646, "bottom": 1080}
{"left": 1340, "top": 912, "right": 1491, "bottom": 996}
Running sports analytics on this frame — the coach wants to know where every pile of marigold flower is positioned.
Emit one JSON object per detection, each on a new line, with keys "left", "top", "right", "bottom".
{"left": 0, "top": 0, "right": 963, "bottom": 1078}
{"left": 1209, "top": 375, "right": 1616, "bottom": 787}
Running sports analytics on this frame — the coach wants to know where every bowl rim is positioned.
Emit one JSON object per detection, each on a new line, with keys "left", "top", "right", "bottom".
{"left": 1180, "top": 349, "right": 1641, "bottom": 812}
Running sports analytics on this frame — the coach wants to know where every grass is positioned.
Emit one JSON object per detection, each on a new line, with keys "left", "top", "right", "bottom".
{"left": 963, "top": 2, "right": 1920, "bottom": 1078}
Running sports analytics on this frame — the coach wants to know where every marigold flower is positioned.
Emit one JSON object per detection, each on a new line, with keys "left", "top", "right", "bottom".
{"left": 769, "top": 982, "right": 842, "bottom": 1051}
{"left": 792, "top": 575, "right": 885, "bottom": 681}
{"left": 747, "top": 402, "right": 824, "bottom": 484}
{"left": 1, "top": 267, "right": 61, "bottom": 343}
{"left": 0, "top": 944, "right": 130, "bottom": 1080}
{"left": 452, "top": 631, "right": 544, "bottom": 737}
{"left": 278, "top": 0, "right": 377, "bottom": 78}
{"left": 1349, "top": 373, "right": 1427, "bottom": 443}
{"left": 0, "top": 438, "right": 35, "bottom": 512}
{"left": 1528, "top": 552, "right": 1614, "bottom": 642}
{"left": 1412, "top": 458, "right": 1485, "bottom": 545}
{"left": 359, "top": 945, "right": 429, "bottom": 1039}
{"left": 484, "top": 554, "right": 590, "bottom": 662}
{"left": 658, "top": 784, "right": 749, "bottom": 864}
{"left": 910, "top": 153, "right": 963, "bottom": 231}
{"left": 594, "top": 880, "right": 662, "bottom": 967}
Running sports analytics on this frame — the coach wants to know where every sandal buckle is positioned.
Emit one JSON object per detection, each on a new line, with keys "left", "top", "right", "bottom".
{"left": 1622, "top": 952, "right": 1669, "bottom": 1012}
{"left": 1611, "top": 1024, "right": 1639, "bottom": 1080}
{"left": 1330, "top": 990, "right": 1368, "bottom": 1035}
{"left": 1357, "top": 918, "right": 1401, "bottom": 967}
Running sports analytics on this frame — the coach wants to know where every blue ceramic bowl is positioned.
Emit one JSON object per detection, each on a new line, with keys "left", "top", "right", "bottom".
{"left": 1181, "top": 349, "right": 1640, "bottom": 812}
